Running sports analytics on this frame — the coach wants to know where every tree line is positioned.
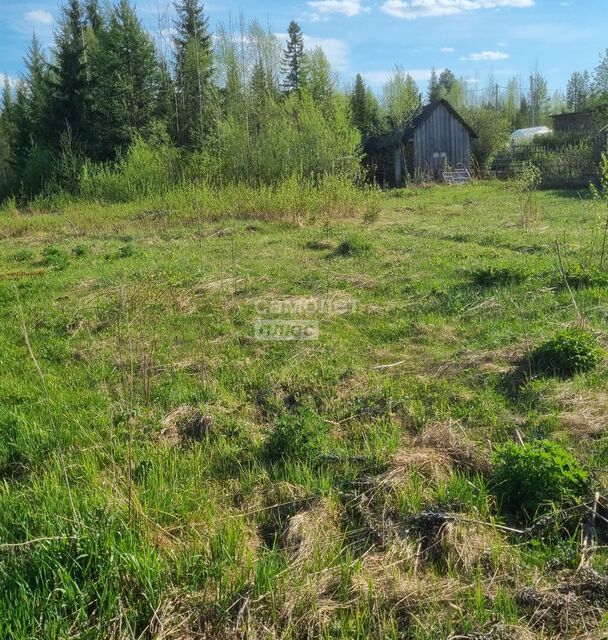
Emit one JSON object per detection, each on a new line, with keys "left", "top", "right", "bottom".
{"left": 2, "top": 0, "right": 608, "bottom": 200}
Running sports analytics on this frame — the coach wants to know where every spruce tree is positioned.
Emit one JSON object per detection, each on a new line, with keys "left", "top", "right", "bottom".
{"left": 566, "top": 71, "right": 590, "bottom": 111}
{"left": 529, "top": 69, "right": 549, "bottom": 126}
{"left": 0, "top": 80, "right": 16, "bottom": 194}
{"left": 438, "top": 69, "right": 456, "bottom": 95}
{"left": 427, "top": 68, "right": 442, "bottom": 103}
{"left": 173, "top": 0, "right": 215, "bottom": 147}
{"left": 23, "top": 33, "right": 51, "bottom": 145}
{"left": 282, "top": 21, "right": 304, "bottom": 93}
{"left": 93, "top": 0, "right": 160, "bottom": 156}
{"left": 157, "top": 57, "right": 179, "bottom": 141}
{"left": 0, "top": 79, "right": 16, "bottom": 168}
{"left": 85, "top": 0, "right": 103, "bottom": 32}
{"left": 48, "top": 0, "right": 92, "bottom": 149}
{"left": 350, "top": 73, "right": 378, "bottom": 136}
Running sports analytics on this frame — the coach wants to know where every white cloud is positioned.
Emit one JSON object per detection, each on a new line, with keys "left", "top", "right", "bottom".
{"left": 305, "top": 36, "right": 349, "bottom": 70}
{"left": 307, "top": 0, "right": 368, "bottom": 18}
{"left": 381, "top": 0, "right": 534, "bottom": 20}
{"left": 24, "top": 9, "right": 53, "bottom": 25}
{"left": 440, "top": 47, "right": 455, "bottom": 52}
{"left": 363, "top": 69, "right": 433, "bottom": 86}
{"left": 460, "top": 50, "right": 509, "bottom": 61}
{"left": 276, "top": 33, "right": 350, "bottom": 71}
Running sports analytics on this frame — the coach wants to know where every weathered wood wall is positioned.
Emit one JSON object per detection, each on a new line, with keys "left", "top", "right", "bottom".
{"left": 411, "top": 103, "right": 471, "bottom": 178}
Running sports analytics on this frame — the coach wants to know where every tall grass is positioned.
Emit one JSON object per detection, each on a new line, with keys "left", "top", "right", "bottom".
{"left": 75, "top": 134, "right": 379, "bottom": 222}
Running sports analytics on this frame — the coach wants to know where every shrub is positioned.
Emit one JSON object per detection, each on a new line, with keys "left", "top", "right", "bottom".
{"left": 72, "top": 244, "right": 89, "bottom": 257}
{"left": 470, "top": 265, "right": 526, "bottom": 287}
{"left": 531, "top": 328, "right": 604, "bottom": 377}
{"left": 491, "top": 440, "right": 589, "bottom": 521}
{"left": 41, "top": 246, "right": 70, "bottom": 270}
{"left": 560, "top": 263, "right": 608, "bottom": 289}
{"left": 333, "top": 234, "right": 372, "bottom": 257}
{"left": 11, "top": 249, "right": 34, "bottom": 263}
{"left": 264, "top": 410, "right": 328, "bottom": 464}
{"left": 80, "top": 134, "right": 179, "bottom": 202}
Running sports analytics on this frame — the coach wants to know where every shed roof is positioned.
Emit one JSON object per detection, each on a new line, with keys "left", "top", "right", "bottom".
{"left": 403, "top": 99, "right": 478, "bottom": 141}
{"left": 550, "top": 110, "right": 594, "bottom": 119}
{"left": 365, "top": 99, "right": 477, "bottom": 153}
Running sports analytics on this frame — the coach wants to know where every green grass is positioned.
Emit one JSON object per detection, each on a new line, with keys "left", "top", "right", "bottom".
{"left": 1, "top": 180, "right": 608, "bottom": 638}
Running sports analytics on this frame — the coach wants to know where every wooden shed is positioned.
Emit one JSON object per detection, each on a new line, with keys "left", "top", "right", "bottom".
{"left": 365, "top": 99, "right": 477, "bottom": 187}
{"left": 550, "top": 107, "right": 608, "bottom": 136}
{"left": 550, "top": 110, "right": 595, "bottom": 135}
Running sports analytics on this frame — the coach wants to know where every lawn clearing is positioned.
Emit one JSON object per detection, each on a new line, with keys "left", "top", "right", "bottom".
{"left": 1, "top": 181, "right": 608, "bottom": 639}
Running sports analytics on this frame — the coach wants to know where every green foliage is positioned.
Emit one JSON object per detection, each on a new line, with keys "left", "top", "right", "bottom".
{"left": 281, "top": 21, "right": 305, "bottom": 93}
{"left": 264, "top": 410, "right": 328, "bottom": 463}
{"left": 333, "top": 234, "right": 372, "bottom": 257}
{"left": 41, "top": 246, "right": 70, "bottom": 270}
{"left": 534, "top": 141, "right": 596, "bottom": 188}
{"left": 531, "top": 328, "right": 604, "bottom": 377}
{"left": 90, "top": 0, "right": 161, "bottom": 157}
{"left": 470, "top": 264, "right": 527, "bottom": 287}
{"left": 80, "top": 133, "right": 179, "bottom": 201}
{"left": 513, "top": 161, "right": 541, "bottom": 227}
{"left": 47, "top": 0, "right": 93, "bottom": 150}
{"left": 382, "top": 66, "right": 420, "bottom": 127}
{"left": 173, "top": 0, "right": 216, "bottom": 147}
{"left": 350, "top": 73, "right": 379, "bottom": 136}
{"left": 560, "top": 263, "right": 608, "bottom": 288}
{"left": 466, "top": 106, "right": 511, "bottom": 170}
{"left": 192, "top": 91, "right": 362, "bottom": 187}
{"left": 491, "top": 440, "right": 589, "bottom": 520}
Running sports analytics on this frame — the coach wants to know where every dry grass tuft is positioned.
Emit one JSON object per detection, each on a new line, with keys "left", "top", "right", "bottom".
{"left": 282, "top": 499, "right": 342, "bottom": 564}
{"left": 380, "top": 447, "right": 453, "bottom": 487}
{"left": 554, "top": 386, "right": 608, "bottom": 440}
{"left": 351, "top": 547, "right": 457, "bottom": 617}
{"left": 415, "top": 420, "right": 491, "bottom": 475}
{"left": 158, "top": 406, "right": 214, "bottom": 445}
{"left": 434, "top": 344, "right": 529, "bottom": 378}
{"left": 435, "top": 520, "right": 506, "bottom": 573}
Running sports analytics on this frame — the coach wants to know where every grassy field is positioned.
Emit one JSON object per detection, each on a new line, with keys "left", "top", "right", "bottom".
{"left": 2, "top": 181, "right": 608, "bottom": 639}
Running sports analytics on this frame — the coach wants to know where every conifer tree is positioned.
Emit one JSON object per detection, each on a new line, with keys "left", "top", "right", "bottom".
{"left": 48, "top": 0, "right": 92, "bottom": 149}
{"left": 0, "top": 79, "right": 16, "bottom": 166}
{"left": 23, "top": 33, "right": 51, "bottom": 145}
{"left": 0, "top": 80, "right": 16, "bottom": 194}
{"left": 85, "top": 0, "right": 103, "bottom": 31}
{"left": 350, "top": 73, "right": 379, "bottom": 136}
{"left": 427, "top": 68, "right": 441, "bottom": 103}
{"left": 529, "top": 69, "right": 549, "bottom": 126}
{"left": 92, "top": 0, "right": 160, "bottom": 156}
{"left": 566, "top": 71, "right": 590, "bottom": 111}
{"left": 157, "top": 57, "right": 178, "bottom": 140}
{"left": 438, "top": 69, "right": 456, "bottom": 96}
{"left": 282, "top": 21, "right": 305, "bottom": 93}
{"left": 173, "top": 0, "right": 215, "bottom": 147}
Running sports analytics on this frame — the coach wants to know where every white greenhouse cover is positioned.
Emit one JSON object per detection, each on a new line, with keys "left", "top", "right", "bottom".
{"left": 510, "top": 127, "right": 553, "bottom": 144}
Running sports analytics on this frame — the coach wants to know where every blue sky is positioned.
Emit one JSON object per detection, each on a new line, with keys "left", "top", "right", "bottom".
{"left": 1, "top": 0, "right": 606, "bottom": 95}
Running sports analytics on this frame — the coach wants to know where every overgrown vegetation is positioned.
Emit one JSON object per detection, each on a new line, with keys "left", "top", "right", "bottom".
{"left": 492, "top": 440, "right": 589, "bottom": 521}
{"left": 2, "top": 182, "right": 608, "bottom": 638}
{"left": 531, "top": 328, "right": 604, "bottom": 378}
